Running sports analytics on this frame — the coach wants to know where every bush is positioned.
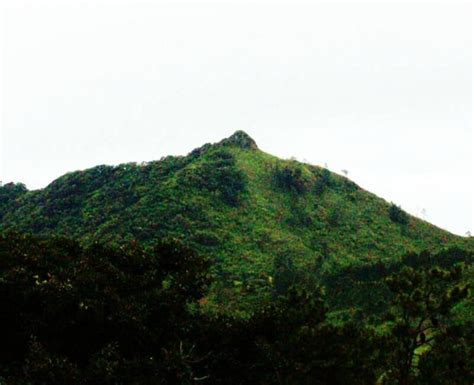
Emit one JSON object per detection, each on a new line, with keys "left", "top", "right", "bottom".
{"left": 0, "top": 182, "right": 28, "bottom": 217}
{"left": 179, "top": 150, "right": 247, "bottom": 206}
{"left": 388, "top": 203, "right": 409, "bottom": 225}
{"left": 273, "top": 164, "right": 309, "bottom": 194}
{"left": 314, "top": 168, "right": 331, "bottom": 195}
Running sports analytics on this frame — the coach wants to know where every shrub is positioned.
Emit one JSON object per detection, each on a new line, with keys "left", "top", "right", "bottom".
{"left": 178, "top": 150, "right": 247, "bottom": 206}
{"left": 314, "top": 168, "right": 331, "bottom": 195}
{"left": 273, "top": 164, "right": 309, "bottom": 194}
{"left": 388, "top": 203, "right": 409, "bottom": 225}
{"left": 0, "top": 182, "right": 28, "bottom": 217}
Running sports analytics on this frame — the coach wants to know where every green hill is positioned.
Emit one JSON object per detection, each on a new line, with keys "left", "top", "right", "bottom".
{"left": 1, "top": 131, "right": 472, "bottom": 315}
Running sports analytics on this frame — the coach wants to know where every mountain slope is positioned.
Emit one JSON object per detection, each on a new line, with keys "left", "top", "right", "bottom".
{"left": 1, "top": 131, "right": 471, "bottom": 313}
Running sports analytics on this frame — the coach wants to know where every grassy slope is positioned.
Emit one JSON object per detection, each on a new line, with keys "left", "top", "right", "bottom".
{"left": 1, "top": 132, "right": 472, "bottom": 315}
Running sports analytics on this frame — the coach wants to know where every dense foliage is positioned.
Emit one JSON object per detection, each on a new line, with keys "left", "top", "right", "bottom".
{"left": 178, "top": 149, "right": 247, "bottom": 206}
{"left": 0, "top": 233, "right": 472, "bottom": 384}
{"left": 0, "top": 132, "right": 472, "bottom": 383}
{"left": 383, "top": 265, "right": 471, "bottom": 384}
{"left": 272, "top": 163, "right": 310, "bottom": 194}
{"left": 0, "top": 183, "right": 27, "bottom": 218}
{"left": 323, "top": 247, "right": 473, "bottom": 317}
{"left": 1, "top": 132, "right": 473, "bottom": 383}
{"left": 0, "top": 233, "right": 210, "bottom": 384}
{"left": 389, "top": 204, "right": 410, "bottom": 225}
{"left": 1, "top": 132, "right": 472, "bottom": 316}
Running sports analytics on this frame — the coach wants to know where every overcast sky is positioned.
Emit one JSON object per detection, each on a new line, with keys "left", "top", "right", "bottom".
{"left": 0, "top": 0, "right": 472, "bottom": 236}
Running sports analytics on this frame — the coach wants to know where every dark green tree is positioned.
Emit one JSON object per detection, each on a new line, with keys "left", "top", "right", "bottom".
{"left": 389, "top": 204, "right": 409, "bottom": 225}
{"left": 272, "top": 252, "right": 299, "bottom": 297}
{"left": 0, "top": 182, "right": 28, "bottom": 218}
{"left": 314, "top": 168, "right": 331, "bottom": 195}
{"left": 0, "top": 233, "right": 210, "bottom": 384}
{"left": 273, "top": 164, "right": 309, "bottom": 194}
{"left": 383, "top": 265, "right": 469, "bottom": 385}
{"left": 253, "top": 286, "right": 382, "bottom": 385}
{"left": 416, "top": 322, "right": 474, "bottom": 385}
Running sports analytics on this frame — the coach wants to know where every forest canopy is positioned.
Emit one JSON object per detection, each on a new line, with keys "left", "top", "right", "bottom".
{"left": 0, "top": 233, "right": 472, "bottom": 385}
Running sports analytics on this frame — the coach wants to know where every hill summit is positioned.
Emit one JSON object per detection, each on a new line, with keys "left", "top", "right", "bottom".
{"left": 218, "top": 130, "right": 259, "bottom": 150}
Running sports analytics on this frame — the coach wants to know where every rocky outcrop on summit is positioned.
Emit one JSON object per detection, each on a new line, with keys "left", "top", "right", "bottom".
{"left": 218, "top": 130, "right": 258, "bottom": 150}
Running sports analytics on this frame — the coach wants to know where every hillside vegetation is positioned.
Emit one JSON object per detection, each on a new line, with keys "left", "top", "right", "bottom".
{"left": 1, "top": 131, "right": 473, "bottom": 384}
{"left": 0, "top": 233, "right": 472, "bottom": 385}
{"left": 0, "top": 131, "right": 472, "bottom": 315}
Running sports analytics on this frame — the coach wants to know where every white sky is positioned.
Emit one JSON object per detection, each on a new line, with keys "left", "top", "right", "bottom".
{"left": 0, "top": 0, "right": 472, "bottom": 236}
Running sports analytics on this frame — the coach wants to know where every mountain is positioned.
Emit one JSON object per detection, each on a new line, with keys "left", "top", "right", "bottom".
{"left": 1, "top": 131, "right": 472, "bottom": 315}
